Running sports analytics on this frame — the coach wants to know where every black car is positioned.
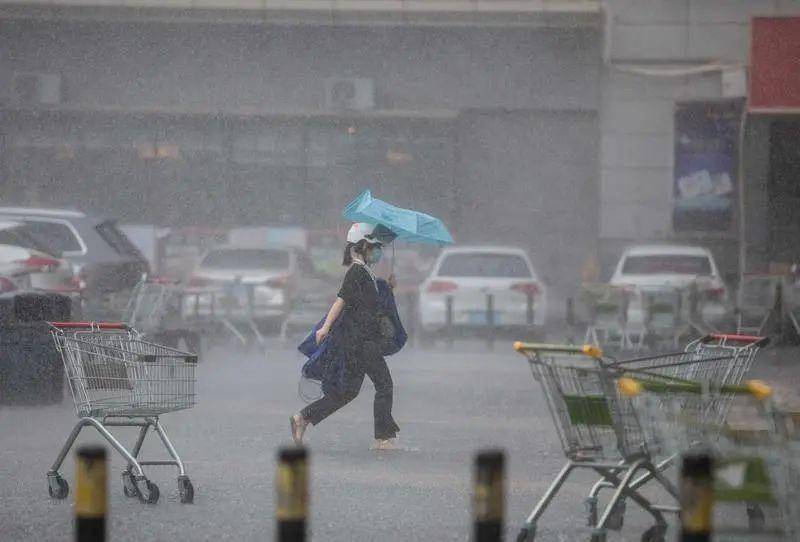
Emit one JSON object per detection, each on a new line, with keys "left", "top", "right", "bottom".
{"left": 0, "top": 207, "right": 149, "bottom": 295}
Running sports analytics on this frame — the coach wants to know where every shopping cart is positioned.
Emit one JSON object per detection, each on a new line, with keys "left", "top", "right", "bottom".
{"left": 592, "top": 334, "right": 768, "bottom": 540}
{"left": 619, "top": 375, "right": 798, "bottom": 539}
{"left": 582, "top": 285, "right": 631, "bottom": 350}
{"left": 584, "top": 332, "right": 769, "bottom": 510}
{"left": 512, "top": 334, "right": 767, "bottom": 542}
{"left": 124, "top": 278, "right": 201, "bottom": 354}
{"left": 182, "top": 281, "right": 268, "bottom": 349}
{"left": 45, "top": 322, "right": 197, "bottom": 504}
{"left": 124, "top": 278, "right": 180, "bottom": 334}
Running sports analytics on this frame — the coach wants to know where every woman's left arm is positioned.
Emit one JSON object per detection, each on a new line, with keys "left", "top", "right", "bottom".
{"left": 316, "top": 297, "right": 345, "bottom": 344}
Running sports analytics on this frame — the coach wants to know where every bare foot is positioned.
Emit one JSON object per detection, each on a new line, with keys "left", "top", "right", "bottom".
{"left": 290, "top": 413, "right": 308, "bottom": 445}
{"left": 373, "top": 438, "right": 396, "bottom": 451}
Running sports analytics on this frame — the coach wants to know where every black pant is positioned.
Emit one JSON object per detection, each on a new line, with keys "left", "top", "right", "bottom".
{"left": 302, "top": 355, "right": 399, "bottom": 440}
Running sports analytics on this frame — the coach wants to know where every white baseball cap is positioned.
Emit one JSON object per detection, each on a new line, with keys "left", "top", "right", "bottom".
{"left": 346, "top": 222, "right": 383, "bottom": 245}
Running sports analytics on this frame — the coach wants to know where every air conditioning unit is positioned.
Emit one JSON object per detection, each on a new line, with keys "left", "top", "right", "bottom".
{"left": 10, "top": 72, "right": 62, "bottom": 106}
{"left": 324, "top": 77, "right": 375, "bottom": 111}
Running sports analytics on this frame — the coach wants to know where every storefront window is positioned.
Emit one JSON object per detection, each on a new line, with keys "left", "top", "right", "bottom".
{"left": 232, "top": 127, "right": 303, "bottom": 165}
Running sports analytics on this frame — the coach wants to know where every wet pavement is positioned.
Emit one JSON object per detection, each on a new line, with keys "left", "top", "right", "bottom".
{"left": 1, "top": 338, "right": 796, "bottom": 541}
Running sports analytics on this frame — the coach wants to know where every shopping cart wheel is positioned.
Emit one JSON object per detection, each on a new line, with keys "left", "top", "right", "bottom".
{"left": 515, "top": 522, "right": 536, "bottom": 542}
{"left": 122, "top": 472, "right": 140, "bottom": 498}
{"left": 640, "top": 524, "right": 666, "bottom": 542}
{"left": 747, "top": 504, "right": 766, "bottom": 531}
{"left": 589, "top": 528, "right": 606, "bottom": 542}
{"left": 135, "top": 479, "right": 160, "bottom": 504}
{"left": 584, "top": 496, "right": 598, "bottom": 526}
{"left": 178, "top": 476, "right": 194, "bottom": 504}
{"left": 47, "top": 475, "right": 69, "bottom": 500}
{"left": 606, "top": 498, "right": 626, "bottom": 531}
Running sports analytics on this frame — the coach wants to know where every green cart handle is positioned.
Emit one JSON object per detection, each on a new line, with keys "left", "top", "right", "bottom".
{"left": 617, "top": 376, "right": 773, "bottom": 401}
{"left": 514, "top": 341, "right": 603, "bottom": 358}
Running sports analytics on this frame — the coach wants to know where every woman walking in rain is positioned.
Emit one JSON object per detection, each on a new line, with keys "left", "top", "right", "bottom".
{"left": 290, "top": 222, "right": 400, "bottom": 450}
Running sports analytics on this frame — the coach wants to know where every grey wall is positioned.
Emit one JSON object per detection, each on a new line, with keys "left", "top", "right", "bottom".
{"left": 1, "top": 22, "right": 599, "bottom": 112}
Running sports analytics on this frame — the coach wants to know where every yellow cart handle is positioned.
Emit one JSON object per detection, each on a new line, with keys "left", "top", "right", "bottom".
{"left": 617, "top": 377, "right": 772, "bottom": 401}
{"left": 513, "top": 342, "right": 603, "bottom": 358}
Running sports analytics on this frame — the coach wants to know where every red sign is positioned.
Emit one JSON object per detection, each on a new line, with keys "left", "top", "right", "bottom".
{"left": 750, "top": 17, "right": 800, "bottom": 112}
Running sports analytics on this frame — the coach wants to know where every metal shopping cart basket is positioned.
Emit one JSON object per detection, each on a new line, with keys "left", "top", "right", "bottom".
{"left": 512, "top": 334, "right": 768, "bottom": 542}
{"left": 619, "top": 375, "right": 798, "bottom": 540}
{"left": 583, "top": 333, "right": 769, "bottom": 523}
{"left": 45, "top": 322, "right": 197, "bottom": 504}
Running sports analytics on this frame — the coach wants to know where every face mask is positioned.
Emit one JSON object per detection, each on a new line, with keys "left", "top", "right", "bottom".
{"left": 366, "top": 246, "right": 383, "bottom": 265}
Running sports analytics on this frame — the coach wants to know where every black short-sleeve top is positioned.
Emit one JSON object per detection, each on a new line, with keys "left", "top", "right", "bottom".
{"left": 337, "top": 263, "right": 380, "bottom": 348}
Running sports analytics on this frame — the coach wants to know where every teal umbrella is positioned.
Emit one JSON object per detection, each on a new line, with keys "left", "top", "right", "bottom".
{"left": 342, "top": 190, "right": 454, "bottom": 246}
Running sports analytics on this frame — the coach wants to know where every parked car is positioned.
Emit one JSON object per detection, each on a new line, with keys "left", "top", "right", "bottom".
{"left": 373, "top": 246, "right": 437, "bottom": 293}
{"left": 183, "top": 245, "right": 322, "bottom": 328}
{"left": 0, "top": 273, "right": 21, "bottom": 294}
{"left": 0, "top": 220, "right": 75, "bottom": 291}
{"left": 0, "top": 207, "right": 149, "bottom": 295}
{"left": 417, "top": 246, "right": 547, "bottom": 341}
{"left": 608, "top": 244, "right": 729, "bottom": 326}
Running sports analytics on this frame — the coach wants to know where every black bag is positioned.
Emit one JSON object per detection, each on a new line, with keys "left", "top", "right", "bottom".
{"left": 377, "top": 310, "right": 396, "bottom": 339}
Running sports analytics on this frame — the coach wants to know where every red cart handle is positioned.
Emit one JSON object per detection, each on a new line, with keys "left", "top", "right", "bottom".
{"left": 701, "top": 333, "right": 769, "bottom": 347}
{"left": 49, "top": 322, "right": 130, "bottom": 330}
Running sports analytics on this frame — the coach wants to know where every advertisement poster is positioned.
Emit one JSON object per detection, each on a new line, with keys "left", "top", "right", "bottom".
{"left": 673, "top": 100, "right": 743, "bottom": 232}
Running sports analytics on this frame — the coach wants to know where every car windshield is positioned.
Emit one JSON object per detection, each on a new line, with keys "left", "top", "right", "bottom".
{"left": 202, "top": 248, "right": 290, "bottom": 270}
{"left": 438, "top": 253, "right": 531, "bottom": 278}
{"left": 621, "top": 255, "right": 712, "bottom": 275}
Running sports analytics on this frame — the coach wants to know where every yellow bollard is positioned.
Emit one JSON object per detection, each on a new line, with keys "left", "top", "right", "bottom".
{"left": 680, "top": 451, "right": 714, "bottom": 542}
{"left": 473, "top": 449, "right": 505, "bottom": 542}
{"left": 75, "top": 446, "right": 107, "bottom": 542}
{"left": 277, "top": 447, "right": 308, "bottom": 542}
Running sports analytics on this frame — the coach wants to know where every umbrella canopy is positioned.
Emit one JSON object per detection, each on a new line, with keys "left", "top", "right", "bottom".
{"left": 343, "top": 190, "right": 454, "bottom": 246}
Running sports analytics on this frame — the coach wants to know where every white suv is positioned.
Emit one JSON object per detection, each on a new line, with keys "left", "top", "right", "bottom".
{"left": 418, "top": 246, "right": 547, "bottom": 340}
{"left": 0, "top": 220, "right": 75, "bottom": 292}
{"left": 609, "top": 244, "right": 728, "bottom": 326}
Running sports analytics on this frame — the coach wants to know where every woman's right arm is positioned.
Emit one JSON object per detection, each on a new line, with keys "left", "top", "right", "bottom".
{"left": 316, "top": 297, "right": 345, "bottom": 344}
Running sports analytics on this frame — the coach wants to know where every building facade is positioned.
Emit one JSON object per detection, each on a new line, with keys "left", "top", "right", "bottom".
{"left": 2, "top": 0, "right": 800, "bottom": 293}
{"left": 0, "top": 1, "right": 602, "bottom": 291}
{"left": 601, "top": 0, "right": 800, "bottom": 279}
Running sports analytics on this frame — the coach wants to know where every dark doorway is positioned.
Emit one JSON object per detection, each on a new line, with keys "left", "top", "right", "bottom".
{"left": 768, "top": 120, "right": 800, "bottom": 263}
